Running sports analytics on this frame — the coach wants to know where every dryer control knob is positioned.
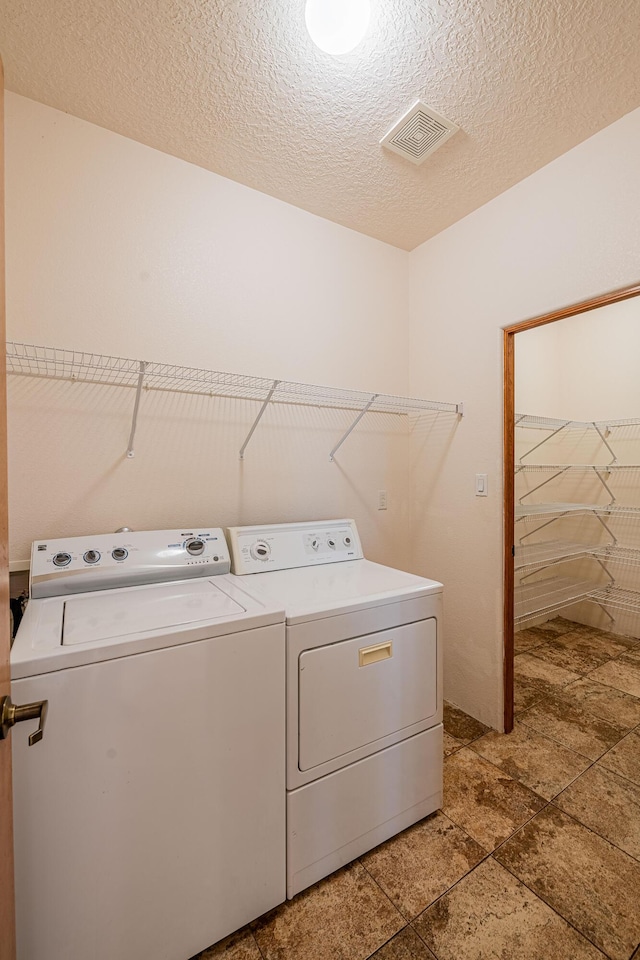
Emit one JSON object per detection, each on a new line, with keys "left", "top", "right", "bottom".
{"left": 250, "top": 541, "right": 271, "bottom": 561}
{"left": 185, "top": 538, "right": 205, "bottom": 556}
{"left": 344, "top": 535, "right": 352, "bottom": 546}
{"left": 327, "top": 538, "right": 336, "bottom": 549}
{"left": 310, "top": 539, "right": 320, "bottom": 551}
{"left": 83, "top": 550, "right": 100, "bottom": 564}
{"left": 52, "top": 552, "right": 72, "bottom": 567}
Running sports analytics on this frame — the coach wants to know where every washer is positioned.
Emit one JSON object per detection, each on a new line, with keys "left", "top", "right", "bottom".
{"left": 11, "top": 528, "right": 286, "bottom": 960}
{"left": 226, "top": 519, "right": 443, "bottom": 898}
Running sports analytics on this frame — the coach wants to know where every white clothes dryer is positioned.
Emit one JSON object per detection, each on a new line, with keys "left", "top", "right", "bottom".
{"left": 10, "top": 528, "right": 286, "bottom": 960}
{"left": 226, "top": 519, "right": 443, "bottom": 898}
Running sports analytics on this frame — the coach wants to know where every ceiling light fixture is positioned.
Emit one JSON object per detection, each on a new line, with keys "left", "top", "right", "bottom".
{"left": 304, "top": 0, "right": 371, "bottom": 55}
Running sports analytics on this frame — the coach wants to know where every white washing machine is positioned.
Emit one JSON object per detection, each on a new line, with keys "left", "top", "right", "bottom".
{"left": 226, "top": 519, "right": 443, "bottom": 898}
{"left": 10, "top": 528, "right": 286, "bottom": 960}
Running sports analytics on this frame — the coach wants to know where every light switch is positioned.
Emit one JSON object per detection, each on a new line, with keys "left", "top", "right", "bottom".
{"left": 475, "top": 474, "right": 488, "bottom": 497}
{"left": 378, "top": 490, "right": 388, "bottom": 510}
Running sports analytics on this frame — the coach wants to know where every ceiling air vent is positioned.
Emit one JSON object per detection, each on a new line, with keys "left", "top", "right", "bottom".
{"left": 381, "top": 100, "right": 459, "bottom": 165}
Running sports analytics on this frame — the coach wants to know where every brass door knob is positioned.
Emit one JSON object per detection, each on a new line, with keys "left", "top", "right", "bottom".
{"left": 0, "top": 695, "right": 48, "bottom": 745}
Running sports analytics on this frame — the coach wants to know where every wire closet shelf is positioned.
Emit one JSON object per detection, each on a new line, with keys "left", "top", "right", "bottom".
{"left": 515, "top": 577, "right": 640, "bottom": 625}
{"left": 6, "top": 342, "right": 463, "bottom": 460}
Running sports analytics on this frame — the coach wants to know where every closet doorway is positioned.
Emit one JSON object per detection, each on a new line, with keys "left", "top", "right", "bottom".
{"left": 503, "top": 284, "right": 640, "bottom": 733}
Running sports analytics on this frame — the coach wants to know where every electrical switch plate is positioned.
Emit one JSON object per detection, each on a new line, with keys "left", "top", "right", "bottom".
{"left": 475, "top": 474, "right": 488, "bottom": 497}
{"left": 378, "top": 490, "right": 388, "bottom": 510}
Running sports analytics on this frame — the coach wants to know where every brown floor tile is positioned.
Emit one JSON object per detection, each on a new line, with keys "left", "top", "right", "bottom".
{"left": 442, "top": 702, "right": 489, "bottom": 743}
{"left": 600, "top": 729, "right": 640, "bottom": 785}
{"left": 252, "top": 861, "right": 403, "bottom": 960}
{"left": 514, "top": 654, "right": 580, "bottom": 713}
{"left": 530, "top": 631, "right": 631, "bottom": 675}
{"left": 558, "top": 677, "right": 640, "bottom": 729}
{"left": 471, "top": 722, "right": 590, "bottom": 800}
{"left": 367, "top": 925, "right": 436, "bottom": 960}
{"left": 361, "top": 811, "right": 485, "bottom": 920}
{"left": 554, "top": 764, "right": 640, "bottom": 860}
{"left": 589, "top": 654, "right": 640, "bottom": 698}
{"left": 442, "top": 731, "right": 463, "bottom": 757}
{"left": 514, "top": 625, "right": 562, "bottom": 653}
{"left": 519, "top": 694, "right": 627, "bottom": 760}
{"left": 414, "top": 857, "right": 605, "bottom": 960}
{"left": 495, "top": 805, "right": 640, "bottom": 960}
{"left": 441, "top": 748, "right": 545, "bottom": 852}
{"left": 191, "top": 927, "right": 262, "bottom": 959}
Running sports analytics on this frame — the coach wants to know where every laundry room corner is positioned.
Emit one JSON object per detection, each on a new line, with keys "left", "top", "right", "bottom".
{"left": 3, "top": 92, "right": 414, "bottom": 572}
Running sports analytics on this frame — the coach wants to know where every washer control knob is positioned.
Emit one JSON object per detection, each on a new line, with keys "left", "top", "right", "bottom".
{"left": 112, "top": 548, "right": 128, "bottom": 561}
{"left": 52, "top": 552, "right": 72, "bottom": 567}
{"left": 344, "top": 535, "right": 352, "bottom": 546}
{"left": 327, "top": 538, "right": 336, "bottom": 549}
{"left": 185, "top": 538, "right": 205, "bottom": 556}
{"left": 310, "top": 539, "right": 320, "bottom": 551}
{"left": 83, "top": 550, "right": 100, "bottom": 564}
{"left": 250, "top": 541, "right": 271, "bottom": 561}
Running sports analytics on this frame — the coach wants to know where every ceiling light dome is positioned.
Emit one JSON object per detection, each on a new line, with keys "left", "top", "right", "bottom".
{"left": 305, "top": 0, "right": 371, "bottom": 55}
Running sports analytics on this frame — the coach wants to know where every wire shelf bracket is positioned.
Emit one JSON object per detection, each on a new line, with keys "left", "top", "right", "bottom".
{"left": 329, "top": 394, "right": 378, "bottom": 462}
{"left": 126, "top": 361, "right": 147, "bottom": 459}
{"left": 239, "top": 380, "right": 280, "bottom": 461}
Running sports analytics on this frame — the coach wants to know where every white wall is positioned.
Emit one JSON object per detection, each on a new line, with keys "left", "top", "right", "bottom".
{"left": 409, "top": 106, "right": 640, "bottom": 729}
{"left": 4, "top": 94, "right": 410, "bottom": 565}
{"left": 517, "top": 296, "right": 640, "bottom": 421}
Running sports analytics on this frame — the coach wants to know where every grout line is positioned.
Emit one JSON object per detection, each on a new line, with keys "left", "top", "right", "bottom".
{"left": 250, "top": 929, "right": 268, "bottom": 960}
{"left": 492, "top": 853, "right": 612, "bottom": 959}
{"left": 357, "top": 856, "right": 412, "bottom": 926}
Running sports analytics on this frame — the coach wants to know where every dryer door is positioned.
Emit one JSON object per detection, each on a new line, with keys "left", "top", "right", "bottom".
{"left": 298, "top": 618, "right": 437, "bottom": 771}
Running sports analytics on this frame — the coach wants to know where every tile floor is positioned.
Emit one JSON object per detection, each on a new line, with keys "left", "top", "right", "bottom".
{"left": 193, "top": 617, "right": 640, "bottom": 960}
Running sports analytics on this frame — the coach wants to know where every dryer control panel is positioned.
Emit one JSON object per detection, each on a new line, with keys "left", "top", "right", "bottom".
{"left": 30, "top": 528, "right": 230, "bottom": 598}
{"left": 227, "top": 520, "right": 363, "bottom": 575}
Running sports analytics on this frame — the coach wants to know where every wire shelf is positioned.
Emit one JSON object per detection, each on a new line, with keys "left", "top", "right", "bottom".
{"left": 516, "top": 503, "right": 640, "bottom": 521}
{"left": 593, "top": 545, "right": 640, "bottom": 567}
{"left": 587, "top": 585, "right": 640, "bottom": 615}
{"left": 515, "top": 541, "right": 601, "bottom": 571}
{"left": 515, "top": 576, "right": 595, "bottom": 623}
{"left": 517, "top": 464, "right": 640, "bottom": 472}
{"left": 6, "top": 342, "right": 460, "bottom": 416}
{"left": 6, "top": 341, "right": 463, "bottom": 460}
{"left": 516, "top": 413, "right": 640, "bottom": 431}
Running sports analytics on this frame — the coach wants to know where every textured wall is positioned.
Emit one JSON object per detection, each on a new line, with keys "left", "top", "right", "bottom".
{"left": 1, "top": 0, "right": 640, "bottom": 249}
{"left": 409, "top": 106, "right": 640, "bottom": 730}
{"left": 4, "top": 94, "right": 411, "bottom": 566}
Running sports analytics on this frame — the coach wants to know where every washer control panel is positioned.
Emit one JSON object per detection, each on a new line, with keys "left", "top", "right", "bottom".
{"left": 227, "top": 520, "right": 363, "bottom": 575}
{"left": 30, "top": 528, "right": 230, "bottom": 599}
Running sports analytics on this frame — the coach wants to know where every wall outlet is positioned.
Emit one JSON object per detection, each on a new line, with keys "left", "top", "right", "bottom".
{"left": 378, "top": 490, "right": 388, "bottom": 510}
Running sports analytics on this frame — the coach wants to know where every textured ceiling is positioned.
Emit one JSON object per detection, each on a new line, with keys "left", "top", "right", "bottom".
{"left": 1, "top": 0, "right": 640, "bottom": 250}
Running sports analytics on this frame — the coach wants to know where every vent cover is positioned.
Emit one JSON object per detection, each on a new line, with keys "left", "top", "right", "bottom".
{"left": 381, "top": 100, "right": 459, "bottom": 165}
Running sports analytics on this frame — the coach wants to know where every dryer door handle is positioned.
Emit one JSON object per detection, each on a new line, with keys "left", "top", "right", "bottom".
{"left": 0, "top": 695, "right": 48, "bottom": 745}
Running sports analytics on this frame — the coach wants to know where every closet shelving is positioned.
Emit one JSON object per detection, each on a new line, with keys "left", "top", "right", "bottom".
{"left": 6, "top": 342, "right": 463, "bottom": 461}
{"left": 514, "top": 412, "right": 640, "bottom": 627}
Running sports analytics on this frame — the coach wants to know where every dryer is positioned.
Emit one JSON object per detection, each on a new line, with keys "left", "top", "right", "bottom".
{"left": 226, "top": 519, "right": 443, "bottom": 898}
{"left": 10, "top": 528, "right": 286, "bottom": 960}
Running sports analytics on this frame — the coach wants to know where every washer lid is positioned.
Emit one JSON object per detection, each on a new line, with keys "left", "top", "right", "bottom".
{"left": 62, "top": 580, "right": 245, "bottom": 645}
{"left": 11, "top": 574, "right": 285, "bottom": 678}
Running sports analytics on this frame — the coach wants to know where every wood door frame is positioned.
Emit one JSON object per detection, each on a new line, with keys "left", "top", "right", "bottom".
{"left": 503, "top": 280, "right": 640, "bottom": 733}
{"left": 0, "top": 54, "right": 16, "bottom": 960}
